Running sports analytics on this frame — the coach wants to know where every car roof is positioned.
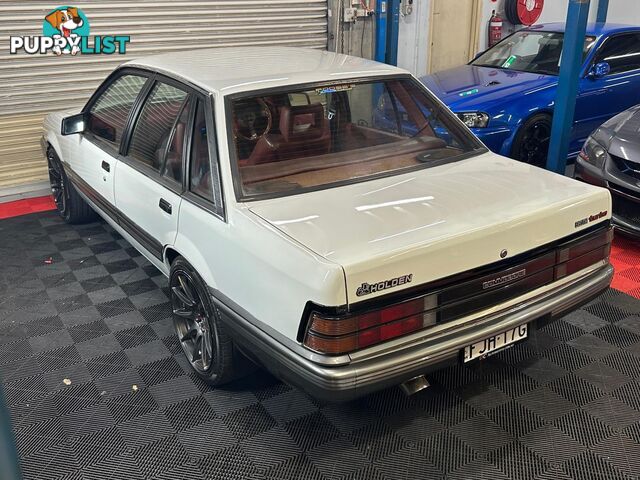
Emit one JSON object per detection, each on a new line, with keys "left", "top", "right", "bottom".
{"left": 528, "top": 22, "right": 640, "bottom": 36}
{"left": 124, "top": 47, "right": 405, "bottom": 96}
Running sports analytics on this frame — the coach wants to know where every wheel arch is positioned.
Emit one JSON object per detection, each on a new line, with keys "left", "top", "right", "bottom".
{"left": 164, "top": 246, "right": 182, "bottom": 269}
{"left": 44, "top": 133, "right": 63, "bottom": 161}
{"left": 163, "top": 242, "right": 216, "bottom": 290}
{"left": 504, "top": 109, "right": 554, "bottom": 157}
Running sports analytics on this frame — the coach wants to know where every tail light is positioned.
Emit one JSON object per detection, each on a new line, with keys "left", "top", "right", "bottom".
{"left": 303, "top": 295, "right": 437, "bottom": 355}
{"left": 303, "top": 226, "right": 613, "bottom": 356}
{"left": 555, "top": 226, "right": 612, "bottom": 279}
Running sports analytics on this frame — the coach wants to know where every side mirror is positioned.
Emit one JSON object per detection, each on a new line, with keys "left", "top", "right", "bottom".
{"left": 588, "top": 62, "right": 611, "bottom": 79}
{"left": 61, "top": 113, "right": 85, "bottom": 136}
{"left": 472, "top": 51, "right": 484, "bottom": 61}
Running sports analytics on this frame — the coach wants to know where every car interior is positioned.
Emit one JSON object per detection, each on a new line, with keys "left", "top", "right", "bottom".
{"left": 232, "top": 80, "right": 467, "bottom": 196}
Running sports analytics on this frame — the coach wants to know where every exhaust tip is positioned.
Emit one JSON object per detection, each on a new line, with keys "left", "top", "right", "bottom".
{"left": 400, "top": 375, "right": 430, "bottom": 396}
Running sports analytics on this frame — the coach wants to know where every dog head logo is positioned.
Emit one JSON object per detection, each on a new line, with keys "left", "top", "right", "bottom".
{"left": 43, "top": 6, "right": 89, "bottom": 55}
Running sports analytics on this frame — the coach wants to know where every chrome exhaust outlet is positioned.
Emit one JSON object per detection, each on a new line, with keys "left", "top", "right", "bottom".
{"left": 399, "top": 375, "right": 430, "bottom": 396}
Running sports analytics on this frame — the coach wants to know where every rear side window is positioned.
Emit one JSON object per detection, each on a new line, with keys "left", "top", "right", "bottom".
{"left": 88, "top": 74, "right": 147, "bottom": 147}
{"left": 128, "top": 81, "right": 189, "bottom": 171}
{"left": 161, "top": 97, "right": 192, "bottom": 184}
{"left": 594, "top": 33, "right": 640, "bottom": 75}
{"left": 189, "top": 101, "right": 214, "bottom": 201}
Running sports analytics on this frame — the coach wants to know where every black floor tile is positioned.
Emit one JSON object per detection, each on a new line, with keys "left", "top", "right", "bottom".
{"left": 1, "top": 212, "right": 640, "bottom": 480}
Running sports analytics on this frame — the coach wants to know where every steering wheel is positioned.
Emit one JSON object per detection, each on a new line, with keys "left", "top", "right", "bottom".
{"left": 234, "top": 98, "right": 272, "bottom": 141}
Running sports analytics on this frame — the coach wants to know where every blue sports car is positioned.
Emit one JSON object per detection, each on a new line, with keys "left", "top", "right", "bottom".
{"left": 419, "top": 23, "right": 640, "bottom": 167}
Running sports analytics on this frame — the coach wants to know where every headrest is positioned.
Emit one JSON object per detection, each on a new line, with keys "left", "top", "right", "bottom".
{"left": 279, "top": 104, "right": 326, "bottom": 142}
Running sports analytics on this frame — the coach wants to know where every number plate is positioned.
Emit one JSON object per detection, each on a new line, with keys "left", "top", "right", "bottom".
{"left": 463, "top": 325, "right": 528, "bottom": 363}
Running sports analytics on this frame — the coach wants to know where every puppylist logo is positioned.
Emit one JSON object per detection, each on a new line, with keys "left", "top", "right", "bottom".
{"left": 10, "top": 6, "right": 130, "bottom": 56}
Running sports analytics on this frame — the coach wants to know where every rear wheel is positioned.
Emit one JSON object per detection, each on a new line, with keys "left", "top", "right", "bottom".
{"left": 47, "top": 148, "right": 97, "bottom": 224}
{"left": 511, "top": 114, "right": 552, "bottom": 168}
{"left": 170, "top": 257, "right": 248, "bottom": 385}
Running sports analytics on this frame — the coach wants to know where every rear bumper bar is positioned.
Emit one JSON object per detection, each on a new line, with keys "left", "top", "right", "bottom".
{"left": 214, "top": 263, "right": 613, "bottom": 402}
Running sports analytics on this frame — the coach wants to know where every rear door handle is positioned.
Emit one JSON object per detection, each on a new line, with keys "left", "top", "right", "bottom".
{"left": 101, "top": 161, "right": 110, "bottom": 172}
{"left": 159, "top": 198, "right": 172, "bottom": 214}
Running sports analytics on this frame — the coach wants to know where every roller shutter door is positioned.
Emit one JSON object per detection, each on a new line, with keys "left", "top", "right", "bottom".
{"left": 0, "top": 1, "right": 328, "bottom": 187}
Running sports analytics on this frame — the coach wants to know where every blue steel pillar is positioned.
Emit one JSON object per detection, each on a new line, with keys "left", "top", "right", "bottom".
{"left": 596, "top": 0, "right": 609, "bottom": 23}
{"left": 374, "top": 0, "right": 388, "bottom": 63}
{"left": 546, "top": 0, "right": 591, "bottom": 173}
{"left": 386, "top": 0, "right": 400, "bottom": 65}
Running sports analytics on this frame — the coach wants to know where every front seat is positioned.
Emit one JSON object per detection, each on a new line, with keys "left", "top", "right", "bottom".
{"left": 243, "top": 104, "right": 330, "bottom": 166}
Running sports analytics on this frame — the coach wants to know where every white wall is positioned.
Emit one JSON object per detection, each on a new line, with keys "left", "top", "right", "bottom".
{"left": 397, "top": 0, "right": 432, "bottom": 77}
{"left": 397, "top": 0, "right": 640, "bottom": 76}
{"left": 479, "top": 0, "right": 640, "bottom": 51}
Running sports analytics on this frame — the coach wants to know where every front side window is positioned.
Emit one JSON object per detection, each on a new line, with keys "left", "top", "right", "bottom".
{"left": 593, "top": 33, "right": 640, "bottom": 75}
{"left": 88, "top": 74, "right": 147, "bottom": 147}
{"left": 230, "top": 78, "right": 480, "bottom": 199}
{"left": 472, "top": 31, "right": 597, "bottom": 76}
{"left": 128, "top": 81, "right": 188, "bottom": 172}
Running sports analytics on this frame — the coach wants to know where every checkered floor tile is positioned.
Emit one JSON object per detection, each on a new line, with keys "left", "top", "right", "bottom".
{"left": 0, "top": 196, "right": 56, "bottom": 220}
{"left": 611, "top": 235, "right": 640, "bottom": 300}
{"left": 1, "top": 211, "right": 640, "bottom": 480}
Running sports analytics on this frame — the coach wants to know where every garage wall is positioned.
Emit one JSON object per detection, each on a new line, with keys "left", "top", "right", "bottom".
{"left": 397, "top": 0, "right": 640, "bottom": 78}
{"left": 0, "top": 0, "right": 328, "bottom": 188}
{"left": 478, "top": 0, "right": 640, "bottom": 51}
{"left": 397, "top": 0, "right": 431, "bottom": 77}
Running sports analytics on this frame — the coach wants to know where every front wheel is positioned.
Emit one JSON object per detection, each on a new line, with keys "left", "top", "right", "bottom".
{"left": 47, "top": 148, "right": 97, "bottom": 224}
{"left": 511, "top": 114, "right": 552, "bottom": 168}
{"left": 170, "top": 257, "right": 248, "bottom": 385}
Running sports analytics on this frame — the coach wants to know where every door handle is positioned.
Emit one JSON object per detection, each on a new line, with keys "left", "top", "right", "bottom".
{"left": 101, "top": 161, "right": 110, "bottom": 172}
{"left": 159, "top": 198, "right": 172, "bottom": 214}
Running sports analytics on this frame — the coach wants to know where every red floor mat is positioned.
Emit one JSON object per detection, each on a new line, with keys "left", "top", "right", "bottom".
{"left": 611, "top": 235, "right": 640, "bottom": 299}
{"left": 1, "top": 194, "right": 639, "bottom": 297}
{"left": 0, "top": 195, "right": 56, "bottom": 220}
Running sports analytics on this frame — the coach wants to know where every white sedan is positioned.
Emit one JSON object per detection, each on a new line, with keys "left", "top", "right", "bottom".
{"left": 42, "top": 47, "right": 614, "bottom": 401}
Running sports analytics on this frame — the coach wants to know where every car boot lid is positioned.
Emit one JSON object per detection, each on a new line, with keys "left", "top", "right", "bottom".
{"left": 248, "top": 152, "right": 611, "bottom": 305}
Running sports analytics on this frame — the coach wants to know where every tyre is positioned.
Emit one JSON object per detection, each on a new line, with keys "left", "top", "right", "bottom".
{"left": 170, "top": 257, "right": 249, "bottom": 385}
{"left": 47, "top": 147, "right": 97, "bottom": 224}
{"left": 510, "top": 114, "right": 552, "bottom": 168}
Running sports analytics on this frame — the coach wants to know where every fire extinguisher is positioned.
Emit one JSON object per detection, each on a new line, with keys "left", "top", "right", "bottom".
{"left": 489, "top": 10, "right": 503, "bottom": 47}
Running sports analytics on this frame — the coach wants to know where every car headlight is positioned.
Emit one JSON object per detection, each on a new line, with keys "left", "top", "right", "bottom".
{"left": 579, "top": 137, "right": 608, "bottom": 169}
{"left": 457, "top": 112, "right": 490, "bottom": 128}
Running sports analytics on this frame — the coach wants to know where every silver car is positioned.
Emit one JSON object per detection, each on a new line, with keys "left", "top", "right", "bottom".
{"left": 576, "top": 105, "right": 640, "bottom": 239}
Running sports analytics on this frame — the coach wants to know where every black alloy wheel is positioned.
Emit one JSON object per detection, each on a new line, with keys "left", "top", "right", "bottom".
{"left": 171, "top": 270, "right": 216, "bottom": 373}
{"left": 169, "top": 257, "right": 249, "bottom": 385}
{"left": 513, "top": 115, "right": 552, "bottom": 168}
{"left": 46, "top": 148, "right": 96, "bottom": 224}
{"left": 47, "top": 150, "right": 67, "bottom": 214}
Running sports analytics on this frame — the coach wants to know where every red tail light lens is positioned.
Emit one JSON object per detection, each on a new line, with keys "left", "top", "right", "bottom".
{"left": 303, "top": 227, "right": 612, "bottom": 356}
{"left": 303, "top": 296, "right": 437, "bottom": 355}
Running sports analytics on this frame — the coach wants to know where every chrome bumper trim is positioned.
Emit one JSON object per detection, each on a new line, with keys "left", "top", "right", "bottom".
{"left": 215, "top": 263, "right": 613, "bottom": 402}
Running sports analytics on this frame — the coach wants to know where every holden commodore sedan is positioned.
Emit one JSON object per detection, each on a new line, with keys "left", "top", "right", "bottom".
{"left": 42, "top": 47, "right": 614, "bottom": 401}
{"left": 420, "top": 23, "right": 640, "bottom": 167}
